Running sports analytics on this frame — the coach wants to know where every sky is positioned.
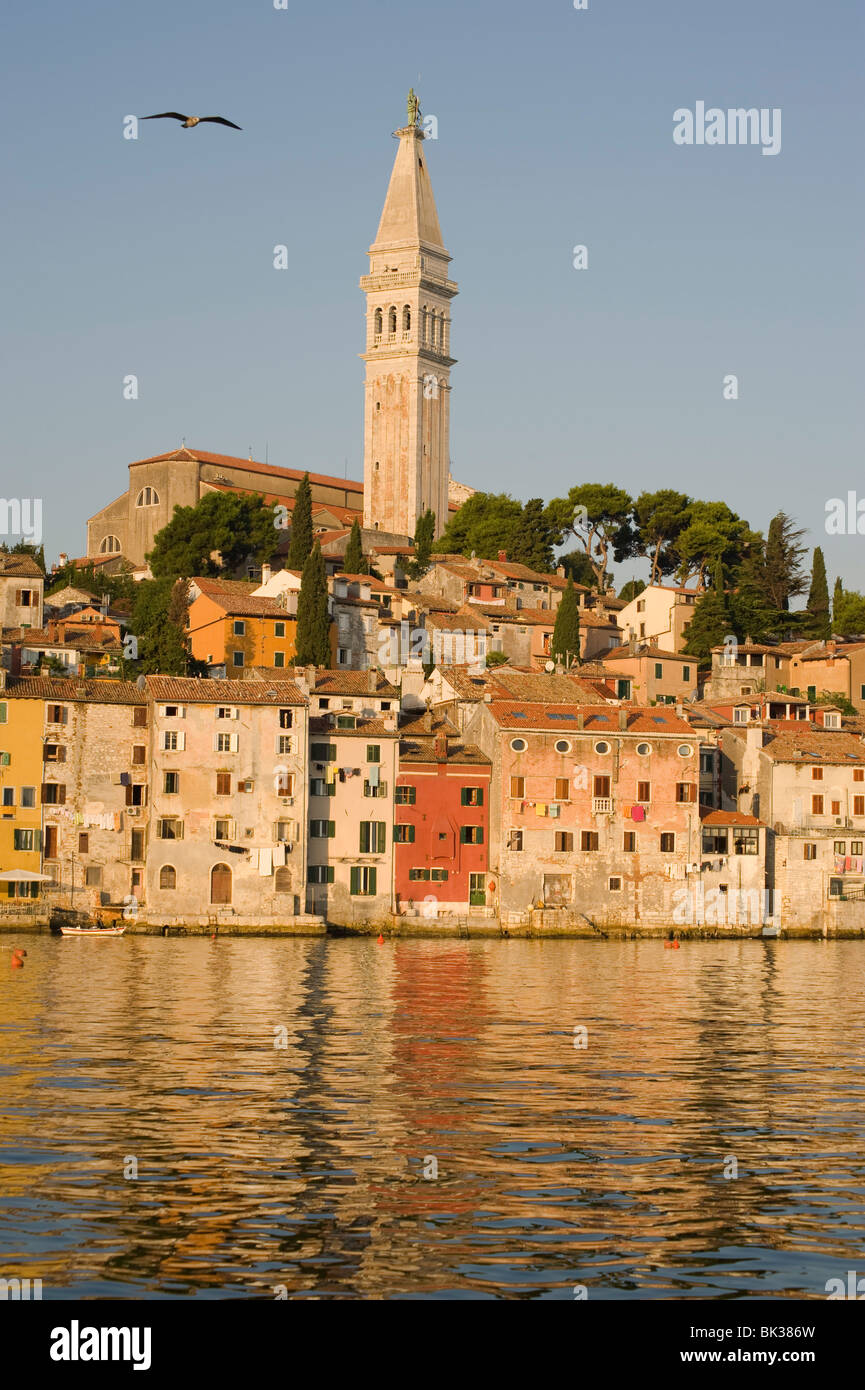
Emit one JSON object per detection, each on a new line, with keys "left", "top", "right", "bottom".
{"left": 1, "top": 0, "right": 863, "bottom": 589}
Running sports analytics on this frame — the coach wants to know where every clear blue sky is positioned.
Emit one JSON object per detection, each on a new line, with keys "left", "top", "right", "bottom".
{"left": 2, "top": 0, "right": 863, "bottom": 589}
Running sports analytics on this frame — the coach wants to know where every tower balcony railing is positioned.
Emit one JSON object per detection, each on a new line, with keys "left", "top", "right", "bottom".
{"left": 360, "top": 272, "right": 458, "bottom": 293}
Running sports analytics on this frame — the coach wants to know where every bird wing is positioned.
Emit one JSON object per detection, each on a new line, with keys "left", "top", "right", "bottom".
{"left": 141, "top": 112, "right": 189, "bottom": 122}
{"left": 199, "top": 116, "right": 242, "bottom": 129}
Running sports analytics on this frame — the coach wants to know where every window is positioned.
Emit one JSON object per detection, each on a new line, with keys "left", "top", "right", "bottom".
{"left": 623, "top": 831, "right": 636, "bottom": 852}
{"left": 274, "top": 867, "right": 293, "bottom": 894}
{"left": 311, "top": 743, "right": 337, "bottom": 761}
{"left": 277, "top": 735, "right": 293, "bottom": 755}
{"left": 350, "top": 866, "right": 377, "bottom": 896}
{"left": 41, "top": 783, "right": 66, "bottom": 805}
{"left": 581, "top": 832, "right": 599, "bottom": 851}
{"left": 811, "top": 767, "right": 823, "bottom": 781}
{"left": 554, "top": 778, "right": 570, "bottom": 801}
{"left": 359, "top": 822, "right": 386, "bottom": 853}
{"left": 609, "top": 877, "right": 622, "bottom": 891}
{"left": 460, "top": 826, "right": 483, "bottom": 844}
{"left": 366, "top": 745, "right": 381, "bottom": 763}
{"left": 831, "top": 800, "right": 841, "bottom": 816}
{"left": 507, "top": 829, "right": 523, "bottom": 851}
{"left": 733, "top": 827, "right": 758, "bottom": 855}
{"left": 308, "top": 865, "right": 334, "bottom": 884}
{"left": 232, "top": 651, "right": 244, "bottom": 668}
{"left": 44, "top": 744, "right": 65, "bottom": 762}
{"left": 593, "top": 775, "right": 611, "bottom": 798}
{"left": 74, "top": 832, "right": 88, "bottom": 854}
{"left": 636, "top": 600, "right": 645, "bottom": 612}
{"left": 700, "top": 752, "right": 714, "bottom": 774}
{"left": 834, "top": 841, "right": 846, "bottom": 856}
{"left": 430, "top": 868, "right": 448, "bottom": 882}
{"left": 616, "top": 680, "right": 631, "bottom": 700}
{"left": 274, "top": 652, "right": 285, "bottom": 668}
{"left": 677, "top": 745, "right": 694, "bottom": 758}
{"left": 162, "top": 730, "right": 186, "bottom": 751}
{"left": 363, "top": 779, "right": 387, "bottom": 798}
{"left": 555, "top": 831, "right": 574, "bottom": 852}
{"left": 461, "top": 787, "right": 484, "bottom": 806}
{"left": 136, "top": 487, "right": 159, "bottom": 507}
{"left": 214, "top": 818, "right": 233, "bottom": 840}
{"left": 395, "top": 785, "right": 416, "bottom": 805}
{"left": 132, "top": 745, "right": 146, "bottom": 765}
{"left": 164, "top": 771, "right": 179, "bottom": 794}
{"left": 310, "top": 778, "right": 332, "bottom": 797}
{"left": 337, "top": 715, "right": 356, "bottom": 729}
{"left": 210, "top": 863, "right": 232, "bottom": 905}
{"left": 1, "top": 788, "right": 13, "bottom": 807}
{"left": 409, "top": 867, "right": 431, "bottom": 881}
{"left": 682, "top": 667, "right": 691, "bottom": 682}
{"left": 855, "top": 769, "right": 865, "bottom": 783}
{"left": 853, "top": 841, "right": 864, "bottom": 855}
{"left": 510, "top": 776, "right": 525, "bottom": 799}
{"left": 162, "top": 705, "right": 185, "bottom": 719}
{"left": 594, "top": 741, "right": 611, "bottom": 755}
{"left": 676, "top": 783, "right": 696, "bottom": 803}
{"left": 812, "top": 795, "right": 824, "bottom": 814}
{"left": 637, "top": 781, "right": 651, "bottom": 803}
{"left": 803, "top": 843, "right": 817, "bottom": 860}
{"left": 807, "top": 686, "right": 816, "bottom": 702}
{"left": 215, "top": 773, "right": 231, "bottom": 796}
{"left": 660, "top": 833, "right": 675, "bottom": 853}
{"left": 554, "top": 739, "right": 571, "bottom": 754}
{"left": 13, "top": 828, "right": 38, "bottom": 851}
{"left": 131, "top": 829, "right": 144, "bottom": 863}
{"left": 233, "top": 620, "right": 246, "bottom": 636}
{"left": 337, "top": 649, "right": 349, "bottom": 666}
{"left": 21, "top": 787, "right": 35, "bottom": 808}
{"left": 855, "top": 798, "right": 865, "bottom": 817}
{"left": 85, "top": 867, "right": 102, "bottom": 887}
{"left": 216, "top": 732, "right": 238, "bottom": 753}
{"left": 99, "top": 535, "right": 121, "bottom": 553}
{"left": 157, "top": 818, "right": 184, "bottom": 840}
{"left": 654, "top": 663, "right": 663, "bottom": 679}
{"left": 274, "top": 622, "right": 286, "bottom": 638}
{"left": 278, "top": 709, "right": 293, "bottom": 729}
{"left": 394, "top": 824, "right": 415, "bottom": 843}
{"left": 310, "top": 820, "right": 336, "bottom": 839}
{"left": 702, "top": 829, "right": 728, "bottom": 854}
{"left": 510, "top": 738, "right": 527, "bottom": 752}
{"left": 133, "top": 706, "right": 147, "bottom": 727}
{"left": 160, "top": 865, "right": 176, "bottom": 890}
{"left": 274, "top": 820, "right": 295, "bottom": 842}
{"left": 636, "top": 742, "right": 651, "bottom": 756}
{"left": 125, "top": 783, "right": 145, "bottom": 806}
{"left": 47, "top": 705, "right": 68, "bottom": 725}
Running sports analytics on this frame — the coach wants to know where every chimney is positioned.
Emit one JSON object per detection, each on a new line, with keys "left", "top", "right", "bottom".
{"left": 618, "top": 710, "right": 628, "bottom": 730}
{"left": 306, "top": 665, "right": 316, "bottom": 690}
{"left": 261, "top": 563, "right": 272, "bottom": 586}
{"left": 628, "top": 633, "right": 636, "bottom": 655}
{"left": 556, "top": 564, "right": 565, "bottom": 578}
{"left": 745, "top": 724, "right": 764, "bottom": 752}
{"left": 58, "top": 553, "right": 67, "bottom": 568}
{"left": 367, "top": 668, "right": 377, "bottom": 693}
{"left": 424, "top": 708, "right": 433, "bottom": 732}
{"left": 827, "top": 639, "right": 836, "bottom": 657}
{"left": 100, "top": 592, "right": 109, "bottom": 615}
{"left": 577, "top": 710, "right": 585, "bottom": 729}
{"left": 498, "top": 550, "right": 507, "bottom": 562}
{"left": 292, "top": 665, "right": 309, "bottom": 696}
{"left": 434, "top": 733, "right": 448, "bottom": 761}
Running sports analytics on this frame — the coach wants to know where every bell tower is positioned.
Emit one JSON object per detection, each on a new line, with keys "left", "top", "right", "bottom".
{"left": 360, "top": 92, "right": 457, "bottom": 540}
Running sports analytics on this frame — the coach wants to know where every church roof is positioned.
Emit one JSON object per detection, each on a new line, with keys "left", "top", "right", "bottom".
{"left": 372, "top": 127, "right": 445, "bottom": 251}
{"left": 129, "top": 448, "right": 364, "bottom": 496}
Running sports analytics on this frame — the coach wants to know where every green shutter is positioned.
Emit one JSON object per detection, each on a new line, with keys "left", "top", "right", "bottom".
{"left": 367, "top": 745, "right": 380, "bottom": 763}
{"left": 376, "top": 822, "right": 386, "bottom": 853}
{"left": 368, "top": 867, "right": 377, "bottom": 896}
{"left": 359, "top": 823, "right": 367, "bottom": 853}
{"left": 327, "top": 781, "right": 336, "bottom": 797}
{"left": 350, "top": 866, "right": 360, "bottom": 895}
{"left": 327, "top": 865, "right": 335, "bottom": 884}
{"left": 328, "top": 820, "right": 335, "bottom": 838}
{"left": 0, "top": 703, "right": 6, "bottom": 723}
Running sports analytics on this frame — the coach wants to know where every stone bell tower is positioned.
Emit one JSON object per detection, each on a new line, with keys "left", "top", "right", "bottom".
{"left": 360, "top": 92, "right": 457, "bottom": 541}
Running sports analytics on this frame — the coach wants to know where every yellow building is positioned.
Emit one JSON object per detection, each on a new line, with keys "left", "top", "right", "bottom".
{"left": 0, "top": 677, "right": 45, "bottom": 899}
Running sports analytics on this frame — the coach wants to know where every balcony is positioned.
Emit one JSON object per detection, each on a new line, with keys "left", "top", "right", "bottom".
{"left": 592, "top": 797, "right": 613, "bottom": 814}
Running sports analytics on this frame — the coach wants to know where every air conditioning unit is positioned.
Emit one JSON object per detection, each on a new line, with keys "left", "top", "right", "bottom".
{"left": 835, "top": 817, "right": 843, "bottom": 825}
{"left": 127, "top": 807, "right": 140, "bottom": 817}
{"left": 281, "top": 797, "right": 293, "bottom": 805}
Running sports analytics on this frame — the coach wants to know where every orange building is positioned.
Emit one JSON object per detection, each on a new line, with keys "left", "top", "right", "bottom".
{"left": 187, "top": 578, "right": 299, "bottom": 675}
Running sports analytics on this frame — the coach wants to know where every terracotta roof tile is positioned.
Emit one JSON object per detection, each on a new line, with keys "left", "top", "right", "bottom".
{"left": 146, "top": 676, "right": 307, "bottom": 705}
{"left": 130, "top": 448, "right": 364, "bottom": 495}
{"left": 4, "top": 677, "right": 144, "bottom": 703}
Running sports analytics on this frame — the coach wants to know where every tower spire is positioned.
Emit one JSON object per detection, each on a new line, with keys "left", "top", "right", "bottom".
{"left": 360, "top": 96, "right": 457, "bottom": 541}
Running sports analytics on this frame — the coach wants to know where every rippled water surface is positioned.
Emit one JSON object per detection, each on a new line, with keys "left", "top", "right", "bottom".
{"left": 1, "top": 936, "right": 864, "bottom": 1299}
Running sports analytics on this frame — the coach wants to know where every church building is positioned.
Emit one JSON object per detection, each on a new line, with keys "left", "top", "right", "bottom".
{"left": 85, "top": 94, "right": 464, "bottom": 568}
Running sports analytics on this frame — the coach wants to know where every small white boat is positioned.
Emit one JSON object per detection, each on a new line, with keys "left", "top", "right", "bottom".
{"left": 58, "top": 923, "right": 127, "bottom": 936}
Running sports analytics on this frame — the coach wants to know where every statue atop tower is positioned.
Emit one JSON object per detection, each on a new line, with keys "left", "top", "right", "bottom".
{"left": 360, "top": 94, "right": 457, "bottom": 541}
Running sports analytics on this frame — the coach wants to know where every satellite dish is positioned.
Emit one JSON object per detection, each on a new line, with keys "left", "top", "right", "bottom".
{"left": 136, "top": 674, "right": 146, "bottom": 691}
{"left": 545, "top": 660, "right": 555, "bottom": 673}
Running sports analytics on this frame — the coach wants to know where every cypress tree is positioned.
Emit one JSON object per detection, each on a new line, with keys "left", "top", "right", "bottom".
{"left": 804, "top": 547, "right": 831, "bottom": 638}
{"left": 295, "top": 541, "right": 331, "bottom": 667}
{"left": 343, "top": 518, "right": 365, "bottom": 575}
{"left": 406, "top": 509, "right": 435, "bottom": 580}
{"left": 287, "top": 472, "right": 313, "bottom": 569}
{"left": 833, "top": 576, "right": 843, "bottom": 628}
{"left": 683, "top": 558, "right": 730, "bottom": 660}
{"left": 551, "top": 577, "right": 581, "bottom": 666}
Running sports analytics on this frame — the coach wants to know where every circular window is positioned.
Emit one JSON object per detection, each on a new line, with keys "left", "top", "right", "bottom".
{"left": 594, "top": 740, "right": 611, "bottom": 755}
{"left": 677, "top": 744, "right": 694, "bottom": 758}
{"left": 510, "top": 737, "right": 527, "bottom": 752}
{"left": 636, "top": 742, "right": 652, "bottom": 756}
{"left": 554, "top": 739, "right": 571, "bottom": 753}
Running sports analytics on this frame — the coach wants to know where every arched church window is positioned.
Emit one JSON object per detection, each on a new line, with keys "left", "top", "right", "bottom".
{"left": 421, "top": 306, "right": 428, "bottom": 342}
{"left": 136, "top": 487, "right": 159, "bottom": 507}
{"left": 402, "top": 305, "right": 411, "bottom": 332}
{"left": 374, "top": 308, "right": 383, "bottom": 336}
{"left": 429, "top": 310, "right": 437, "bottom": 347}
{"left": 388, "top": 306, "right": 397, "bottom": 334}
{"left": 99, "top": 535, "right": 121, "bottom": 554}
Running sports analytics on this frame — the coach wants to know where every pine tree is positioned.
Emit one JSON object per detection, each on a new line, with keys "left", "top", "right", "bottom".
{"left": 287, "top": 473, "right": 313, "bottom": 570}
{"left": 406, "top": 509, "right": 435, "bottom": 580}
{"left": 295, "top": 541, "right": 331, "bottom": 666}
{"left": 804, "top": 547, "right": 831, "bottom": 638}
{"left": 683, "top": 558, "right": 730, "bottom": 660}
{"left": 343, "top": 518, "right": 365, "bottom": 575}
{"left": 511, "top": 498, "right": 556, "bottom": 571}
{"left": 764, "top": 512, "right": 807, "bottom": 611}
{"left": 730, "top": 545, "right": 775, "bottom": 643}
{"left": 551, "top": 577, "right": 581, "bottom": 666}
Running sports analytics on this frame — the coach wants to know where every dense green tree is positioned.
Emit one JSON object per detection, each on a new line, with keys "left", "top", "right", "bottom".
{"left": 729, "top": 542, "right": 776, "bottom": 642}
{"left": 1, "top": 540, "right": 46, "bottom": 571}
{"left": 510, "top": 498, "right": 556, "bottom": 572}
{"left": 406, "top": 509, "right": 436, "bottom": 580}
{"left": 484, "top": 649, "right": 509, "bottom": 667}
{"left": 551, "top": 577, "right": 581, "bottom": 666}
{"left": 683, "top": 558, "right": 731, "bottom": 659}
{"left": 343, "top": 518, "right": 365, "bottom": 575}
{"left": 670, "top": 501, "right": 755, "bottom": 591}
{"left": 432, "top": 492, "right": 524, "bottom": 559}
{"left": 633, "top": 490, "right": 690, "bottom": 585}
{"left": 287, "top": 473, "right": 314, "bottom": 570}
{"left": 46, "top": 562, "right": 136, "bottom": 605}
{"left": 130, "top": 577, "right": 191, "bottom": 675}
{"left": 803, "top": 547, "right": 831, "bottom": 638}
{"left": 295, "top": 541, "right": 331, "bottom": 666}
{"left": 557, "top": 550, "right": 597, "bottom": 589}
{"left": 546, "top": 484, "right": 636, "bottom": 591}
{"left": 148, "top": 491, "right": 275, "bottom": 581}
{"left": 763, "top": 512, "right": 807, "bottom": 611}
{"left": 618, "top": 578, "right": 647, "bottom": 603}
{"left": 833, "top": 586, "right": 865, "bottom": 635}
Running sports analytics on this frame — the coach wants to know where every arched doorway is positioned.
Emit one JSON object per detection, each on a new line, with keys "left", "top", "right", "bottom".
{"left": 211, "top": 863, "right": 232, "bottom": 905}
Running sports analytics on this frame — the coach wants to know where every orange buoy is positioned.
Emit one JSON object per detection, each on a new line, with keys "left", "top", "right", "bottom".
{"left": 10, "top": 948, "right": 27, "bottom": 969}
{"left": 377, "top": 933, "right": 384, "bottom": 945}
{"left": 673, "top": 940, "right": 680, "bottom": 949}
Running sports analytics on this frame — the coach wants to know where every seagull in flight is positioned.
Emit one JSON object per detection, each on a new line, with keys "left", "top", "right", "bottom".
{"left": 141, "top": 112, "right": 242, "bottom": 130}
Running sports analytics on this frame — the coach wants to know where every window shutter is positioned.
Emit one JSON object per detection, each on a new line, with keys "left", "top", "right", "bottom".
{"left": 41, "top": 783, "right": 49, "bottom": 803}
{"left": 328, "top": 820, "right": 335, "bottom": 839}
{"left": 327, "top": 781, "right": 336, "bottom": 797}
{"left": 177, "top": 731, "right": 186, "bottom": 751}
{"left": 230, "top": 733, "right": 239, "bottom": 752}
{"left": 369, "top": 867, "right": 377, "bottom": 895}
{"left": 350, "top": 867, "right": 359, "bottom": 895}
{"left": 376, "top": 823, "right": 386, "bottom": 853}
{"left": 272, "top": 822, "right": 279, "bottom": 841}
{"left": 59, "top": 785, "right": 66, "bottom": 805}
{"left": 35, "top": 830, "right": 42, "bottom": 850}
{"left": 0, "top": 704, "right": 6, "bottom": 723}
{"left": 232, "top": 707, "right": 239, "bottom": 720}
{"left": 327, "top": 866, "right": 334, "bottom": 884}
{"left": 177, "top": 821, "right": 185, "bottom": 840}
